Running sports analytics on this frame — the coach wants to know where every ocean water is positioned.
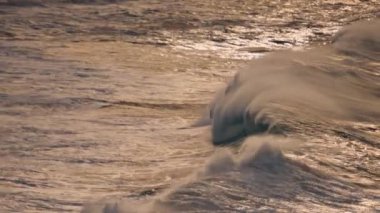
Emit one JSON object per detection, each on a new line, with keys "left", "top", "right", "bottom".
{"left": 0, "top": 2, "right": 379, "bottom": 212}
{"left": 82, "top": 19, "right": 380, "bottom": 213}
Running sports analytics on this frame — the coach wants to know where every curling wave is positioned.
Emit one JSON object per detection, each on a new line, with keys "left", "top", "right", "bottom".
{"left": 82, "top": 18, "right": 380, "bottom": 213}
{"left": 210, "top": 19, "right": 380, "bottom": 145}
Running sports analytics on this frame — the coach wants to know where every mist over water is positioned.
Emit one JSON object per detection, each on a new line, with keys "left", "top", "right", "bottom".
{"left": 82, "top": 19, "right": 380, "bottom": 213}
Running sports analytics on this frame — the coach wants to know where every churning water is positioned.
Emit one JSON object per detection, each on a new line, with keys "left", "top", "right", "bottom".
{"left": 82, "top": 19, "right": 380, "bottom": 213}
{"left": 1, "top": 1, "right": 379, "bottom": 212}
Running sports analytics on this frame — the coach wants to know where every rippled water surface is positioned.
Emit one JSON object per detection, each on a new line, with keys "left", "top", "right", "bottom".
{"left": 0, "top": 1, "right": 379, "bottom": 212}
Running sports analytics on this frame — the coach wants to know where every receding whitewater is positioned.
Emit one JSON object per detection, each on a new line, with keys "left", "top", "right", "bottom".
{"left": 83, "top": 19, "right": 380, "bottom": 212}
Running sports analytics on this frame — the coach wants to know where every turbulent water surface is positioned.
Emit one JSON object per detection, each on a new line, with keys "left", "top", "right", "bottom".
{"left": 0, "top": 1, "right": 379, "bottom": 212}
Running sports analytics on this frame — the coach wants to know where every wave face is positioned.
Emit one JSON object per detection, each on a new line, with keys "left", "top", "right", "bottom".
{"left": 82, "top": 19, "right": 380, "bottom": 213}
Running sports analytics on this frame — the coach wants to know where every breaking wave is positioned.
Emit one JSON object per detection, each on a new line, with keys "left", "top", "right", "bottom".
{"left": 82, "top": 19, "right": 380, "bottom": 212}
{"left": 210, "top": 18, "right": 380, "bottom": 145}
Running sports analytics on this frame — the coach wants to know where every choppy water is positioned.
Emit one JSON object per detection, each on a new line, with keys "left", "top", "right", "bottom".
{"left": 0, "top": 1, "right": 379, "bottom": 213}
{"left": 81, "top": 19, "right": 380, "bottom": 213}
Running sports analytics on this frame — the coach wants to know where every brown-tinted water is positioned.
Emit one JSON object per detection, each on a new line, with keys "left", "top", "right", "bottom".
{"left": 0, "top": 1, "right": 379, "bottom": 212}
